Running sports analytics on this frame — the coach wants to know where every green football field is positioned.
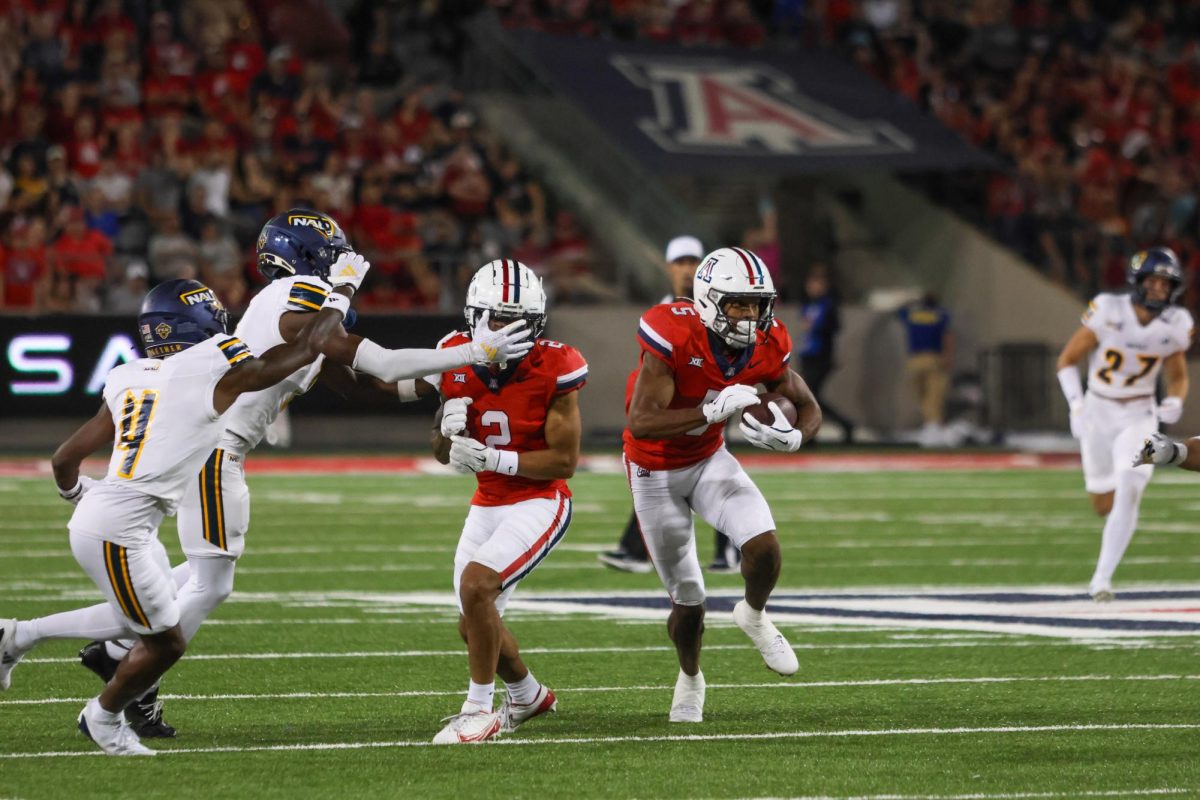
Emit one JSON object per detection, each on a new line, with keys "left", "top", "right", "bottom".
{"left": 2, "top": 464, "right": 1199, "bottom": 799}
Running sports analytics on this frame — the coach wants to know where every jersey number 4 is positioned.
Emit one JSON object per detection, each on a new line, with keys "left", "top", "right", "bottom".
{"left": 116, "top": 389, "right": 159, "bottom": 479}
{"left": 1096, "top": 349, "right": 1158, "bottom": 387}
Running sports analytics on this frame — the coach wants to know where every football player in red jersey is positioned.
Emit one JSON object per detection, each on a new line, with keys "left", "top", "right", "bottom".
{"left": 421, "top": 260, "right": 586, "bottom": 744}
{"left": 624, "top": 247, "right": 821, "bottom": 723}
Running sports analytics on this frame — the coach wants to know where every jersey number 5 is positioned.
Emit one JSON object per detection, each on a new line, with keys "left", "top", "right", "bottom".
{"left": 480, "top": 410, "right": 511, "bottom": 447}
{"left": 116, "top": 389, "right": 159, "bottom": 479}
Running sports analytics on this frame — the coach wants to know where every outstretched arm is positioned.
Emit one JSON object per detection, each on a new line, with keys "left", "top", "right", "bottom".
{"left": 214, "top": 294, "right": 349, "bottom": 414}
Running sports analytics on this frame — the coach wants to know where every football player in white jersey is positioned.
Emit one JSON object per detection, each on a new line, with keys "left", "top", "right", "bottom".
{"left": 0, "top": 209, "right": 532, "bottom": 737}
{"left": 1056, "top": 247, "right": 1193, "bottom": 601}
{"left": 0, "top": 276, "right": 352, "bottom": 755}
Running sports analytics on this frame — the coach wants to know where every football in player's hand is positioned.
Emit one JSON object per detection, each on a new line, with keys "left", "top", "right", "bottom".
{"left": 744, "top": 392, "right": 798, "bottom": 427}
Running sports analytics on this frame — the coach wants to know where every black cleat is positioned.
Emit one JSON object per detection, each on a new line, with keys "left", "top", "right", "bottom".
{"left": 125, "top": 689, "right": 177, "bottom": 739}
{"left": 79, "top": 640, "right": 120, "bottom": 683}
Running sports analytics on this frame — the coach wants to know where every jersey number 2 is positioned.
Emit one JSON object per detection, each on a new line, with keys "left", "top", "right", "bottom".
{"left": 480, "top": 410, "right": 511, "bottom": 447}
{"left": 116, "top": 389, "right": 159, "bottom": 479}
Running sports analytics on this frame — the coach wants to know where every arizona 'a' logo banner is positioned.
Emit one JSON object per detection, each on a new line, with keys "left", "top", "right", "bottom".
{"left": 611, "top": 56, "right": 913, "bottom": 157}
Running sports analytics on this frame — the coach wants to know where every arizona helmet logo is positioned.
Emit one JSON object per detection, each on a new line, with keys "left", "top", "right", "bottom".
{"left": 155, "top": 322, "right": 172, "bottom": 339}
{"left": 287, "top": 213, "right": 339, "bottom": 240}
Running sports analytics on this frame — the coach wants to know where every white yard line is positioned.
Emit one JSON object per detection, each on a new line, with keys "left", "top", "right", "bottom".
{"left": 734, "top": 790, "right": 1194, "bottom": 800}
{"left": 1, "top": 723, "right": 1197, "bottom": 759}
{"left": 2, "top": 673, "right": 1196, "bottom": 707}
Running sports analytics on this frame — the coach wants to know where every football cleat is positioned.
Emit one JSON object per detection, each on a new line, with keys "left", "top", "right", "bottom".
{"left": 500, "top": 685, "right": 557, "bottom": 733}
{"left": 1090, "top": 584, "right": 1116, "bottom": 603}
{"left": 0, "top": 618, "right": 23, "bottom": 691}
{"left": 79, "top": 640, "right": 121, "bottom": 683}
{"left": 125, "top": 688, "right": 177, "bottom": 739}
{"left": 597, "top": 550, "right": 653, "bottom": 574}
{"left": 432, "top": 706, "right": 503, "bottom": 745}
{"left": 668, "top": 670, "right": 705, "bottom": 723}
{"left": 78, "top": 698, "right": 155, "bottom": 756}
{"left": 733, "top": 600, "right": 799, "bottom": 676}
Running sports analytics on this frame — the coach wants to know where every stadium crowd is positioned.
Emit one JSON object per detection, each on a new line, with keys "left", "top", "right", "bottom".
{"left": 490, "top": 0, "right": 1200, "bottom": 312}
{"left": 0, "top": 0, "right": 599, "bottom": 314}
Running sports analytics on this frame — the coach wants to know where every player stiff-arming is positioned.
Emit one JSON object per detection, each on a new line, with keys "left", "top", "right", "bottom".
{"left": 1056, "top": 247, "right": 1192, "bottom": 601}
{"left": 0, "top": 278, "right": 348, "bottom": 755}
{"left": 0, "top": 209, "right": 531, "bottom": 738}
{"left": 423, "top": 260, "right": 586, "bottom": 744}
{"left": 624, "top": 247, "right": 821, "bottom": 723}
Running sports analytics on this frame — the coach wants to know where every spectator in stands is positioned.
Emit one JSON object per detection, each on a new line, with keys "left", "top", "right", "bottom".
{"left": 104, "top": 260, "right": 150, "bottom": 315}
{"left": 147, "top": 213, "right": 198, "bottom": 281}
{"left": 49, "top": 207, "right": 111, "bottom": 312}
{"left": 1, "top": 218, "right": 48, "bottom": 310}
{"left": 898, "top": 292, "right": 955, "bottom": 447}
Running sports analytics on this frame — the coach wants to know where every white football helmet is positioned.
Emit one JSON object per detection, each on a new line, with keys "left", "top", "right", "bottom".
{"left": 464, "top": 259, "right": 547, "bottom": 339}
{"left": 693, "top": 247, "right": 776, "bottom": 348}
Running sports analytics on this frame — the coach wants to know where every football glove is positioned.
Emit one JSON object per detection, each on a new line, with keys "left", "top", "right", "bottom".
{"left": 440, "top": 397, "right": 472, "bottom": 438}
{"left": 739, "top": 402, "right": 804, "bottom": 452}
{"left": 327, "top": 251, "right": 371, "bottom": 292}
{"left": 448, "top": 435, "right": 498, "bottom": 474}
{"left": 58, "top": 475, "right": 96, "bottom": 505}
{"left": 469, "top": 310, "right": 533, "bottom": 366}
{"left": 1068, "top": 401, "right": 1087, "bottom": 440}
{"left": 1158, "top": 396, "right": 1184, "bottom": 425}
{"left": 1134, "top": 432, "right": 1188, "bottom": 467}
{"left": 702, "top": 385, "right": 759, "bottom": 425}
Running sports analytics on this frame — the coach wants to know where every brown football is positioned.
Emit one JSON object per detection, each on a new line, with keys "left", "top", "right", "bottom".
{"left": 744, "top": 392, "right": 798, "bottom": 426}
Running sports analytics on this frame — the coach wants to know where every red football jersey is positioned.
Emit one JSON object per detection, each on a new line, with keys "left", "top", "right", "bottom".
{"left": 436, "top": 331, "right": 588, "bottom": 506}
{"left": 622, "top": 302, "right": 793, "bottom": 470}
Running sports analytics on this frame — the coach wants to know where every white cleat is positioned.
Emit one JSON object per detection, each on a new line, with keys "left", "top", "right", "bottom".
{"left": 500, "top": 685, "right": 557, "bottom": 733}
{"left": 0, "top": 618, "right": 23, "bottom": 691}
{"left": 1090, "top": 583, "right": 1115, "bottom": 603}
{"left": 78, "top": 699, "right": 155, "bottom": 756}
{"left": 733, "top": 600, "right": 799, "bottom": 676}
{"left": 432, "top": 705, "right": 503, "bottom": 745}
{"left": 668, "top": 670, "right": 705, "bottom": 723}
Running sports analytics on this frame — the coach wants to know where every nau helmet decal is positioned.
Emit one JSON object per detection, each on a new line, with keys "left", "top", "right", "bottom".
{"left": 287, "top": 213, "right": 339, "bottom": 240}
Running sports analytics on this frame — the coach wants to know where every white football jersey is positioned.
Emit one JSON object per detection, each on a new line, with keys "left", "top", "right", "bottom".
{"left": 1082, "top": 293, "right": 1194, "bottom": 399}
{"left": 220, "top": 276, "right": 330, "bottom": 452}
{"left": 100, "top": 334, "right": 253, "bottom": 512}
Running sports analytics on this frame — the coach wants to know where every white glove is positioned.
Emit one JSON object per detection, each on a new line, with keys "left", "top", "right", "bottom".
{"left": 58, "top": 475, "right": 96, "bottom": 505}
{"left": 468, "top": 310, "right": 533, "bottom": 366}
{"left": 1134, "top": 432, "right": 1188, "bottom": 467}
{"left": 1068, "top": 401, "right": 1087, "bottom": 440}
{"left": 327, "top": 251, "right": 371, "bottom": 292}
{"left": 1158, "top": 396, "right": 1184, "bottom": 425}
{"left": 739, "top": 402, "right": 804, "bottom": 452}
{"left": 448, "top": 435, "right": 499, "bottom": 474}
{"left": 702, "top": 385, "right": 759, "bottom": 425}
{"left": 440, "top": 397, "right": 472, "bottom": 437}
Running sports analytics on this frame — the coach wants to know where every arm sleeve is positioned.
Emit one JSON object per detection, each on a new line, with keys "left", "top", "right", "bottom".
{"left": 284, "top": 279, "right": 333, "bottom": 313}
{"left": 352, "top": 338, "right": 477, "bottom": 383}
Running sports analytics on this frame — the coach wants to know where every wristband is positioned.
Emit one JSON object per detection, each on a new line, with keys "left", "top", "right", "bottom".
{"left": 1171, "top": 442, "right": 1189, "bottom": 466}
{"left": 58, "top": 479, "right": 83, "bottom": 501}
{"left": 322, "top": 292, "right": 351, "bottom": 317}
{"left": 494, "top": 450, "right": 519, "bottom": 476}
{"left": 397, "top": 379, "right": 419, "bottom": 402}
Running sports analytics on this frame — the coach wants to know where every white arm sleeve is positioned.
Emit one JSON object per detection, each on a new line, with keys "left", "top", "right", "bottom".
{"left": 352, "top": 338, "right": 476, "bottom": 382}
{"left": 1056, "top": 366, "right": 1084, "bottom": 406}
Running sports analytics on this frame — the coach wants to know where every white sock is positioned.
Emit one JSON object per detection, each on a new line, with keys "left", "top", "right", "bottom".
{"left": 506, "top": 672, "right": 541, "bottom": 705}
{"left": 740, "top": 603, "right": 765, "bottom": 625}
{"left": 106, "top": 640, "right": 134, "bottom": 662}
{"left": 1091, "top": 471, "right": 1148, "bottom": 590}
{"left": 14, "top": 604, "right": 131, "bottom": 652}
{"left": 676, "top": 669, "right": 704, "bottom": 690}
{"left": 466, "top": 680, "right": 495, "bottom": 711}
{"left": 88, "top": 697, "right": 119, "bottom": 723}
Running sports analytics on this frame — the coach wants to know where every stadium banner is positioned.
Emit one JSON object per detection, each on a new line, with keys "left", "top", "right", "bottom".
{"left": 512, "top": 31, "right": 996, "bottom": 175}
{"left": 0, "top": 313, "right": 460, "bottom": 417}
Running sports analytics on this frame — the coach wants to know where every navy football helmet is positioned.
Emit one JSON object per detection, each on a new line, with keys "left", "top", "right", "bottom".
{"left": 137, "top": 279, "right": 230, "bottom": 359}
{"left": 256, "top": 208, "right": 352, "bottom": 281}
{"left": 1128, "top": 246, "right": 1184, "bottom": 311}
